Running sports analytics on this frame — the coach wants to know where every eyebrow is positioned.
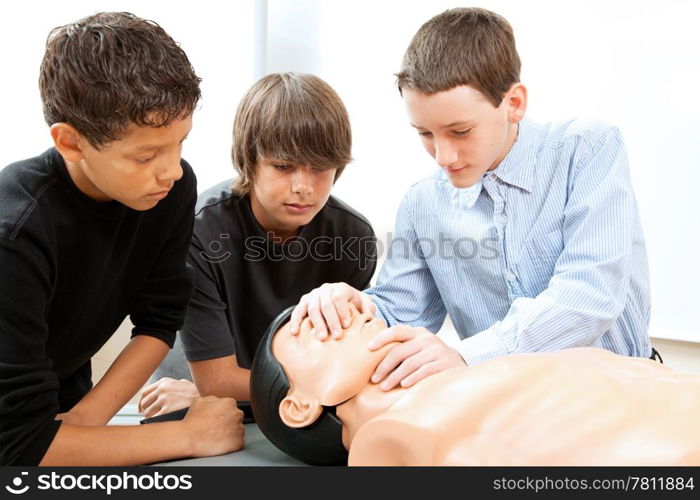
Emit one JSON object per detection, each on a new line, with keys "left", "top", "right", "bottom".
{"left": 410, "top": 120, "right": 475, "bottom": 130}
{"left": 131, "top": 132, "right": 190, "bottom": 152}
{"left": 441, "top": 120, "right": 474, "bottom": 129}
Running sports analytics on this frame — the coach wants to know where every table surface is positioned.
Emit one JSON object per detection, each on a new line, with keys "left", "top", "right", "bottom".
{"left": 110, "top": 412, "right": 304, "bottom": 466}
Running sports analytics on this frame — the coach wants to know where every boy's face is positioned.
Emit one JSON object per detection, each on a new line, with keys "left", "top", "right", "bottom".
{"left": 60, "top": 115, "right": 192, "bottom": 211}
{"left": 249, "top": 160, "right": 336, "bottom": 241}
{"left": 403, "top": 85, "right": 521, "bottom": 188}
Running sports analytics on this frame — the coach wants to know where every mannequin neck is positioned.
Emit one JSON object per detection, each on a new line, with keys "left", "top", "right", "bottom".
{"left": 336, "top": 383, "right": 407, "bottom": 450}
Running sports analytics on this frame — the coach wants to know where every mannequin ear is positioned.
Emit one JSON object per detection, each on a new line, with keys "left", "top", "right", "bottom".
{"left": 279, "top": 391, "right": 323, "bottom": 428}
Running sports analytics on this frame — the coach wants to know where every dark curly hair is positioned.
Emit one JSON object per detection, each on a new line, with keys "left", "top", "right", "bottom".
{"left": 39, "top": 12, "right": 201, "bottom": 148}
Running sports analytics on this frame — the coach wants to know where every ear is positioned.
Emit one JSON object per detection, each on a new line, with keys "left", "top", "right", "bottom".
{"left": 279, "top": 390, "right": 323, "bottom": 428}
{"left": 50, "top": 123, "right": 86, "bottom": 163}
{"left": 504, "top": 83, "right": 527, "bottom": 124}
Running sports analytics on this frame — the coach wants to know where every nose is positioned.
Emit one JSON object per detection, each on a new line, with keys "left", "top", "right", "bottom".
{"left": 156, "top": 150, "right": 184, "bottom": 184}
{"left": 291, "top": 166, "right": 312, "bottom": 195}
{"left": 434, "top": 138, "right": 459, "bottom": 169}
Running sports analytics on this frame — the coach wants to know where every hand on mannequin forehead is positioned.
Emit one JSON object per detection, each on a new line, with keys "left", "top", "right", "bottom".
{"left": 289, "top": 283, "right": 467, "bottom": 391}
{"left": 267, "top": 307, "right": 700, "bottom": 465}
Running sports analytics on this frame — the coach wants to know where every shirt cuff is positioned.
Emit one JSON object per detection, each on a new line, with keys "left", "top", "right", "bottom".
{"left": 131, "top": 328, "right": 176, "bottom": 348}
{"left": 367, "top": 293, "right": 392, "bottom": 326}
{"left": 455, "top": 327, "right": 510, "bottom": 366}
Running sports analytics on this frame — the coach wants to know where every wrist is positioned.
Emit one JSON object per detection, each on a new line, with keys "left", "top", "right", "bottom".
{"left": 57, "top": 407, "right": 104, "bottom": 426}
{"left": 173, "top": 419, "right": 197, "bottom": 458}
{"left": 452, "top": 347, "right": 468, "bottom": 367}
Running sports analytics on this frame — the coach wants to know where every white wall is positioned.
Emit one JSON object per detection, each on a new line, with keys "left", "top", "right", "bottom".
{"left": 0, "top": 0, "right": 257, "bottom": 191}
{"left": 266, "top": 0, "right": 700, "bottom": 344}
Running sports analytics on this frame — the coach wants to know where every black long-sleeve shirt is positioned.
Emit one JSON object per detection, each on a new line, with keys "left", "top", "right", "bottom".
{"left": 0, "top": 148, "right": 196, "bottom": 465}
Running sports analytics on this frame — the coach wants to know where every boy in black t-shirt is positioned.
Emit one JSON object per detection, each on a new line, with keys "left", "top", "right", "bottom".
{"left": 0, "top": 12, "right": 243, "bottom": 466}
{"left": 139, "top": 73, "right": 377, "bottom": 418}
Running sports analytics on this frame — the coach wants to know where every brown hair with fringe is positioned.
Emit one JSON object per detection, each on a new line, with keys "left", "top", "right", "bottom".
{"left": 231, "top": 73, "right": 352, "bottom": 194}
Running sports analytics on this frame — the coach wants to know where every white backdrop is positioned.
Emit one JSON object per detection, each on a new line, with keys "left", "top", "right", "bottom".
{"left": 1, "top": 0, "right": 698, "bottom": 342}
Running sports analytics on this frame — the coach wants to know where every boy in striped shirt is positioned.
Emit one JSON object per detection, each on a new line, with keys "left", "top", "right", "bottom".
{"left": 288, "top": 7, "right": 651, "bottom": 392}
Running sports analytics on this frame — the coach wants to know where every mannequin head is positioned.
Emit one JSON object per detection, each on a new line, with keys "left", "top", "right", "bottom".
{"left": 250, "top": 305, "right": 388, "bottom": 465}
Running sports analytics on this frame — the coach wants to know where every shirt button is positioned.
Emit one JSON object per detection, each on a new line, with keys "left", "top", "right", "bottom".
{"left": 506, "top": 271, "right": 517, "bottom": 282}
{"left": 499, "top": 213, "right": 508, "bottom": 224}
{"left": 490, "top": 174, "right": 498, "bottom": 181}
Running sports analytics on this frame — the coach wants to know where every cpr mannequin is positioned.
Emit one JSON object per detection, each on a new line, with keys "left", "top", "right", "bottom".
{"left": 250, "top": 306, "right": 700, "bottom": 466}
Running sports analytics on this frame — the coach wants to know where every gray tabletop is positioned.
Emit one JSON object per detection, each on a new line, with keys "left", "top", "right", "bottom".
{"left": 110, "top": 411, "right": 304, "bottom": 466}
{"left": 158, "top": 424, "right": 304, "bottom": 466}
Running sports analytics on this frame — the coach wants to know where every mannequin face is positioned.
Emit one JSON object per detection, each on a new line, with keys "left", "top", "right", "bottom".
{"left": 273, "top": 307, "right": 391, "bottom": 428}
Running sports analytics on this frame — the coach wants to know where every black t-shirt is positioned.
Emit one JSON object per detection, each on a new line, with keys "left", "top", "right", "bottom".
{"left": 180, "top": 182, "right": 377, "bottom": 368}
{"left": 0, "top": 148, "right": 196, "bottom": 465}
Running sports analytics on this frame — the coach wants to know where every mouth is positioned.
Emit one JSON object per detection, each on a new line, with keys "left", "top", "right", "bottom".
{"left": 445, "top": 165, "right": 467, "bottom": 174}
{"left": 284, "top": 203, "right": 314, "bottom": 214}
{"left": 147, "top": 190, "right": 171, "bottom": 201}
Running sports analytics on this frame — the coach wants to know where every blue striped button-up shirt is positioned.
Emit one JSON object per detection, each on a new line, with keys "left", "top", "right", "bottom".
{"left": 367, "top": 117, "right": 651, "bottom": 365}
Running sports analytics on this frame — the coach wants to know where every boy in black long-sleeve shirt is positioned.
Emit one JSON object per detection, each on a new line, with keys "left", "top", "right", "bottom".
{"left": 0, "top": 11, "right": 243, "bottom": 466}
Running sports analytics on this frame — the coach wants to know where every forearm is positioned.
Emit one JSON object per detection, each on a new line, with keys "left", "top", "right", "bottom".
{"left": 368, "top": 282, "right": 446, "bottom": 332}
{"left": 39, "top": 421, "right": 191, "bottom": 466}
{"left": 456, "top": 290, "right": 621, "bottom": 365}
{"left": 190, "top": 357, "right": 250, "bottom": 402}
{"left": 71, "top": 336, "right": 169, "bottom": 425}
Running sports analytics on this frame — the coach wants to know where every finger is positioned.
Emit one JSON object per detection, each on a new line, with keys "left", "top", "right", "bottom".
{"left": 332, "top": 291, "right": 352, "bottom": 330}
{"left": 288, "top": 297, "right": 309, "bottom": 335}
{"left": 138, "top": 389, "right": 161, "bottom": 414}
{"left": 399, "top": 360, "right": 440, "bottom": 388}
{"left": 379, "top": 348, "right": 434, "bottom": 391}
{"left": 305, "top": 290, "right": 329, "bottom": 339}
{"left": 142, "top": 399, "right": 161, "bottom": 418}
{"left": 319, "top": 292, "right": 344, "bottom": 340}
{"left": 358, "top": 292, "right": 377, "bottom": 316}
{"left": 371, "top": 340, "right": 421, "bottom": 384}
{"left": 367, "top": 326, "right": 418, "bottom": 351}
{"left": 139, "top": 382, "right": 159, "bottom": 405}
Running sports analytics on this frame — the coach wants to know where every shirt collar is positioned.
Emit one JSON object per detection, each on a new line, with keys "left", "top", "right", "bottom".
{"left": 489, "top": 116, "right": 538, "bottom": 193}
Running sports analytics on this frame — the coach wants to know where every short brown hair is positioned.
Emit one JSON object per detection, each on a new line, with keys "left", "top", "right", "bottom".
{"left": 231, "top": 73, "right": 352, "bottom": 194}
{"left": 396, "top": 7, "right": 521, "bottom": 107}
{"left": 39, "top": 12, "right": 201, "bottom": 148}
